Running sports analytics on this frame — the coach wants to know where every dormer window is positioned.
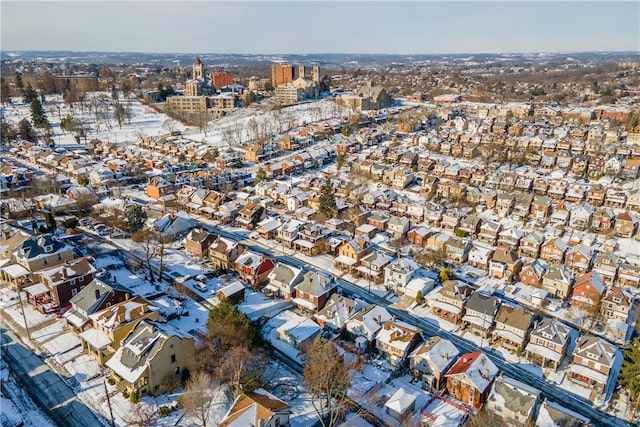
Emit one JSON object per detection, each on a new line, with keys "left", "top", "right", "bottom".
{"left": 45, "top": 245, "right": 53, "bottom": 252}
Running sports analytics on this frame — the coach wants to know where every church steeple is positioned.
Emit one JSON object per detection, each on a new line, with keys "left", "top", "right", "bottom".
{"left": 193, "top": 57, "right": 204, "bottom": 80}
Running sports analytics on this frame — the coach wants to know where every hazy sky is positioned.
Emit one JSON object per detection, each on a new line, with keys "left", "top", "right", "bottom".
{"left": 1, "top": 1, "right": 638, "bottom": 54}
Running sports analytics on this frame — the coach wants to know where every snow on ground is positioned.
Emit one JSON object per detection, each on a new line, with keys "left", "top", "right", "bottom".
{"left": 1, "top": 357, "right": 56, "bottom": 427}
{"left": 421, "top": 395, "right": 468, "bottom": 427}
{"left": 350, "top": 362, "right": 391, "bottom": 399}
{"left": 409, "top": 304, "right": 459, "bottom": 333}
{"left": 166, "top": 298, "right": 210, "bottom": 336}
{"left": 1, "top": 292, "right": 52, "bottom": 330}
{"left": 238, "top": 289, "right": 292, "bottom": 321}
{"left": 262, "top": 310, "right": 307, "bottom": 364}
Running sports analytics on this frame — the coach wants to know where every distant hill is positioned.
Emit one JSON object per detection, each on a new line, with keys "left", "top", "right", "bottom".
{"left": 1, "top": 50, "right": 639, "bottom": 68}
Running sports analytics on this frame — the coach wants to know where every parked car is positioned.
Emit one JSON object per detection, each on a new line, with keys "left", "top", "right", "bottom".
{"left": 194, "top": 282, "right": 207, "bottom": 292}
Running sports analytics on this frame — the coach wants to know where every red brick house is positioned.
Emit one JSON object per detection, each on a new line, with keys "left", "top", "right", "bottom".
{"left": 445, "top": 352, "right": 499, "bottom": 409}
{"left": 570, "top": 271, "right": 605, "bottom": 308}
{"left": 234, "top": 251, "right": 275, "bottom": 286}
{"left": 26, "top": 257, "right": 97, "bottom": 312}
{"left": 184, "top": 228, "right": 216, "bottom": 258}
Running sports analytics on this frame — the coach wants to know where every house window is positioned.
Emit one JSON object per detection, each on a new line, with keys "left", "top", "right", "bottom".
{"left": 171, "top": 354, "right": 176, "bottom": 363}
{"left": 58, "top": 254, "right": 63, "bottom": 260}
{"left": 71, "top": 288, "right": 77, "bottom": 296}
{"left": 70, "top": 279, "right": 76, "bottom": 286}
{"left": 44, "top": 258, "right": 49, "bottom": 265}
{"left": 106, "top": 302, "right": 111, "bottom": 307}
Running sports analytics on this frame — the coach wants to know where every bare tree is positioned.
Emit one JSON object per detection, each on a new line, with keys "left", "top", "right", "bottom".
{"left": 181, "top": 371, "right": 222, "bottom": 427}
{"left": 303, "top": 337, "right": 353, "bottom": 427}
{"left": 123, "top": 403, "right": 157, "bottom": 427}
{"left": 218, "top": 346, "right": 270, "bottom": 398}
{"left": 132, "top": 228, "right": 159, "bottom": 282}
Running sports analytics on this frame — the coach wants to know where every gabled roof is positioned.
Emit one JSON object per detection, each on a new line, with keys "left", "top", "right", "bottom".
{"left": 410, "top": 336, "right": 460, "bottom": 374}
{"left": 219, "top": 388, "right": 290, "bottom": 427}
{"left": 464, "top": 291, "right": 500, "bottom": 316}
{"left": 296, "top": 270, "right": 335, "bottom": 296}
{"left": 445, "top": 351, "right": 498, "bottom": 393}
{"left": 69, "top": 278, "right": 132, "bottom": 316}
{"left": 488, "top": 375, "right": 540, "bottom": 419}
{"left": 494, "top": 305, "right": 533, "bottom": 331}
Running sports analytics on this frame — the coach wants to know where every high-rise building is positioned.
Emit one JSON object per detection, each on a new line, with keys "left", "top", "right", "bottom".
{"left": 312, "top": 64, "right": 320, "bottom": 84}
{"left": 212, "top": 70, "right": 234, "bottom": 89}
{"left": 271, "top": 64, "right": 295, "bottom": 88}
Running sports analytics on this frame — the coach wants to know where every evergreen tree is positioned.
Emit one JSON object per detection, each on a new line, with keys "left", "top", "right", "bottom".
{"left": 44, "top": 211, "right": 57, "bottom": 232}
{"left": 318, "top": 179, "right": 337, "bottom": 217}
{"left": 415, "top": 290, "right": 423, "bottom": 305}
{"left": 1, "top": 78, "right": 12, "bottom": 105}
{"left": 22, "top": 83, "right": 37, "bottom": 104}
{"left": 127, "top": 204, "right": 147, "bottom": 234}
{"left": 0, "top": 117, "right": 18, "bottom": 144}
{"left": 242, "top": 91, "right": 256, "bottom": 107}
{"left": 18, "top": 118, "right": 35, "bottom": 142}
{"left": 619, "top": 338, "right": 640, "bottom": 416}
{"left": 30, "top": 98, "right": 49, "bottom": 128}
{"left": 14, "top": 72, "right": 24, "bottom": 95}
{"left": 254, "top": 167, "right": 266, "bottom": 184}
{"left": 335, "top": 152, "right": 347, "bottom": 171}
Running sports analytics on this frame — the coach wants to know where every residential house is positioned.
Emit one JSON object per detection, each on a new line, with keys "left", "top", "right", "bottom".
{"left": 570, "top": 271, "right": 605, "bottom": 308}
{"left": 535, "top": 400, "right": 590, "bottom": 427}
{"left": 218, "top": 389, "right": 291, "bottom": 427}
{"left": 490, "top": 305, "right": 533, "bottom": 353}
{"left": 462, "top": 291, "right": 500, "bottom": 337}
{"left": 334, "top": 238, "right": 372, "bottom": 273}
{"left": 489, "top": 248, "right": 522, "bottom": 281}
{"left": 614, "top": 212, "right": 638, "bottom": 237}
{"left": 617, "top": 262, "right": 640, "bottom": 288}
{"left": 183, "top": 228, "right": 216, "bottom": 258}
{"left": 409, "top": 337, "right": 460, "bottom": 392}
{"left": 387, "top": 216, "right": 410, "bottom": 239}
{"left": 384, "top": 258, "right": 420, "bottom": 294}
{"left": 266, "top": 262, "right": 304, "bottom": 300}
{"left": 592, "top": 252, "right": 618, "bottom": 285}
{"left": 236, "top": 202, "right": 264, "bottom": 229}
{"left": 314, "top": 294, "right": 359, "bottom": 331}
{"left": 346, "top": 304, "right": 393, "bottom": 345}
{"left": 497, "top": 228, "right": 524, "bottom": 250}
{"left": 63, "top": 279, "right": 133, "bottom": 332}
{"left": 78, "top": 296, "right": 158, "bottom": 365}
{"left": 519, "top": 260, "right": 547, "bottom": 287}
{"left": 600, "top": 287, "right": 634, "bottom": 323}
{"left": 564, "top": 245, "right": 594, "bottom": 274}
{"left": 445, "top": 351, "right": 499, "bottom": 409}
{"left": 496, "top": 194, "right": 516, "bottom": 219}
{"left": 568, "top": 335, "right": 620, "bottom": 399}
{"left": 540, "top": 238, "right": 568, "bottom": 266}
{"left": 26, "top": 257, "right": 97, "bottom": 312}
{"left": 153, "top": 212, "right": 194, "bottom": 240}
{"left": 106, "top": 320, "right": 195, "bottom": 396}
{"left": 524, "top": 318, "right": 574, "bottom": 370}
{"left": 375, "top": 320, "right": 423, "bottom": 367}
{"left": 569, "top": 203, "right": 594, "bottom": 231}
{"left": 468, "top": 243, "right": 494, "bottom": 270}
{"left": 530, "top": 196, "right": 551, "bottom": 222}
{"left": 519, "top": 230, "right": 545, "bottom": 259}
{"left": 542, "top": 266, "right": 574, "bottom": 300}
{"left": 407, "top": 226, "right": 431, "bottom": 247}
{"left": 234, "top": 251, "right": 275, "bottom": 287}
{"left": 485, "top": 376, "right": 540, "bottom": 426}
{"left": 431, "top": 280, "right": 471, "bottom": 325}
{"left": 292, "top": 271, "right": 337, "bottom": 312}
{"left": 209, "top": 236, "right": 243, "bottom": 270}
{"left": 591, "top": 207, "right": 615, "bottom": 233}
{"left": 276, "top": 313, "right": 321, "bottom": 350}
{"left": 445, "top": 237, "right": 471, "bottom": 265}
{"left": 478, "top": 220, "right": 501, "bottom": 245}
{"left": 12, "top": 234, "right": 74, "bottom": 280}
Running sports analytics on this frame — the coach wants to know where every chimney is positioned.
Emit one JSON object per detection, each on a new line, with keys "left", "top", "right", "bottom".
{"left": 443, "top": 352, "right": 449, "bottom": 360}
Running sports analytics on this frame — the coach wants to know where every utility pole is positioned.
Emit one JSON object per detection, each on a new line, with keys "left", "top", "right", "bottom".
{"left": 103, "top": 376, "right": 115, "bottom": 427}
{"left": 17, "top": 280, "right": 31, "bottom": 340}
